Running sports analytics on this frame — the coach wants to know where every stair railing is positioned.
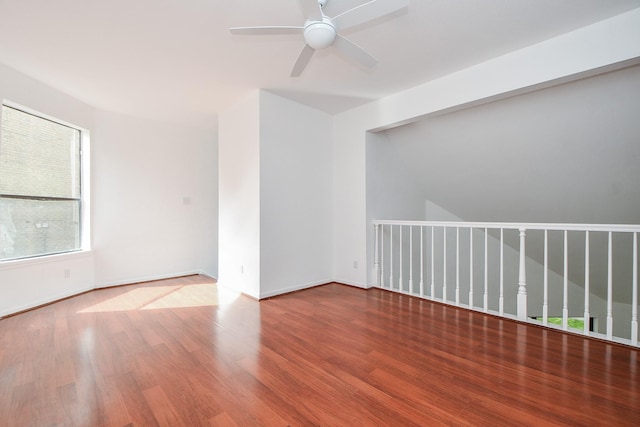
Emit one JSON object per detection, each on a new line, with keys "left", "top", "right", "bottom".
{"left": 373, "top": 220, "right": 639, "bottom": 347}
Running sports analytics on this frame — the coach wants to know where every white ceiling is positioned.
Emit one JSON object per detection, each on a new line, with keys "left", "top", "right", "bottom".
{"left": 0, "top": 0, "right": 639, "bottom": 125}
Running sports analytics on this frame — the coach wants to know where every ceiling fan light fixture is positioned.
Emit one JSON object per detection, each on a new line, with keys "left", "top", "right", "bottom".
{"left": 304, "top": 20, "right": 336, "bottom": 49}
{"left": 230, "top": 0, "right": 409, "bottom": 76}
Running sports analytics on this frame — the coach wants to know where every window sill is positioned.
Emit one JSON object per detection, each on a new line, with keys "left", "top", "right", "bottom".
{"left": 0, "top": 250, "right": 93, "bottom": 270}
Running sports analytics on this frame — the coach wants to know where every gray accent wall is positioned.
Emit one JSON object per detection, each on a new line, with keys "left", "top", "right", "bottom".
{"left": 379, "top": 65, "right": 640, "bottom": 225}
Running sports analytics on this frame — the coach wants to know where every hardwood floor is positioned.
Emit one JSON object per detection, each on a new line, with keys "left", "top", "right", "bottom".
{"left": 0, "top": 275, "right": 638, "bottom": 426}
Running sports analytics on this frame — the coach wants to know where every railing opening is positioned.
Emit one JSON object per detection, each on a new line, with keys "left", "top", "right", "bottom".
{"left": 373, "top": 220, "right": 639, "bottom": 347}
{"left": 532, "top": 316, "right": 596, "bottom": 332}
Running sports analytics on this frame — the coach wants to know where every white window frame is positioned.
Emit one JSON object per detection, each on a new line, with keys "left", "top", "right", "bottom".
{"left": 0, "top": 101, "right": 91, "bottom": 263}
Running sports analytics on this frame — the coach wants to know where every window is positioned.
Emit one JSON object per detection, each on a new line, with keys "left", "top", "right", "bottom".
{"left": 0, "top": 104, "right": 86, "bottom": 261}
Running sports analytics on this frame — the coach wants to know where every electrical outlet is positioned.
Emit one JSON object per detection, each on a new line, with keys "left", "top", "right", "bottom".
{"left": 353, "top": 261, "right": 358, "bottom": 269}
{"left": 64, "top": 269, "right": 70, "bottom": 278}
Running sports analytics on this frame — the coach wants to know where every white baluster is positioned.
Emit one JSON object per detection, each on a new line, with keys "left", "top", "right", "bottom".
{"left": 431, "top": 226, "right": 435, "bottom": 299}
{"left": 372, "top": 221, "right": 638, "bottom": 347}
{"left": 517, "top": 228, "right": 527, "bottom": 320}
{"left": 500, "top": 228, "right": 504, "bottom": 316}
{"left": 389, "top": 225, "right": 394, "bottom": 290}
{"left": 484, "top": 228, "right": 488, "bottom": 313}
{"left": 380, "top": 224, "right": 385, "bottom": 288}
{"left": 443, "top": 227, "right": 447, "bottom": 302}
{"left": 469, "top": 227, "right": 474, "bottom": 308}
{"left": 409, "top": 226, "right": 414, "bottom": 294}
{"left": 456, "top": 227, "right": 460, "bottom": 306}
{"left": 399, "top": 225, "right": 403, "bottom": 292}
{"left": 374, "top": 223, "right": 380, "bottom": 287}
{"left": 632, "top": 232, "right": 638, "bottom": 346}
{"left": 543, "top": 230, "right": 548, "bottom": 326}
{"left": 584, "top": 231, "right": 590, "bottom": 335}
{"left": 563, "top": 230, "right": 569, "bottom": 331}
{"left": 419, "top": 226, "right": 424, "bottom": 297}
{"left": 607, "top": 231, "right": 613, "bottom": 340}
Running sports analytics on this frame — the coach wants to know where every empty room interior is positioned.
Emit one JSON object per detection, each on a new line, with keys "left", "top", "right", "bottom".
{"left": 1, "top": 0, "right": 639, "bottom": 425}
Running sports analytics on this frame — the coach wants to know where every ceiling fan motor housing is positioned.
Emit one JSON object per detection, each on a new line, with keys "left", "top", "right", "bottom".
{"left": 304, "top": 17, "right": 336, "bottom": 49}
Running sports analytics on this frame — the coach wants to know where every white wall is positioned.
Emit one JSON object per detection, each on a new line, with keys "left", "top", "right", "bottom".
{"left": 218, "top": 91, "right": 261, "bottom": 298}
{"left": 366, "top": 132, "right": 429, "bottom": 222}
{"left": 333, "top": 8, "right": 640, "bottom": 289}
{"left": 382, "top": 65, "right": 640, "bottom": 225}
{"left": 259, "top": 91, "right": 333, "bottom": 298}
{"left": 218, "top": 90, "right": 334, "bottom": 299}
{"left": 0, "top": 62, "right": 218, "bottom": 316}
{"left": 0, "top": 63, "right": 95, "bottom": 131}
{"left": 93, "top": 110, "right": 218, "bottom": 287}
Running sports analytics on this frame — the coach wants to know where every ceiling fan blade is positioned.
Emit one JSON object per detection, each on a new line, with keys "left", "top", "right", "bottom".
{"left": 333, "top": 35, "right": 377, "bottom": 68}
{"left": 332, "top": 0, "right": 409, "bottom": 31}
{"left": 298, "top": 0, "right": 323, "bottom": 21}
{"left": 230, "top": 26, "right": 303, "bottom": 36}
{"left": 291, "top": 44, "right": 316, "bottom": 77}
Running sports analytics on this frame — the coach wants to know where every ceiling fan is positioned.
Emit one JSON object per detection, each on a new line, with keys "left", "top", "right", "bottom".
{"left": 230, "top": 0, "right": 409, "bottom": 77}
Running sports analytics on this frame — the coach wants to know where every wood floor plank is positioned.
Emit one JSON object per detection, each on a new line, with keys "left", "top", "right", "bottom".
{"left": 1, "top": 275, "right": 638, "bottom": 426}
{"left": 142, "top": 386, "right": 181, "bottom": 427}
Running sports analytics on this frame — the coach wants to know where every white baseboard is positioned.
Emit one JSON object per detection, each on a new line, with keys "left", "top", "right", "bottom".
{"left": 258, "top": 279, "right": 334, "bottom": 299}
{"left": 331, "top": 278, "right": 372, "bottom": 289}
{"left": 197, "top": 270, "right": 218, "bottom": 281}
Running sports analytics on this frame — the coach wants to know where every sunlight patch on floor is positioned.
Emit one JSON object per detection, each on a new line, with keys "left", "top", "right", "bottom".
{"left": 77, "top": 283, "right": 240, "bottom": 313}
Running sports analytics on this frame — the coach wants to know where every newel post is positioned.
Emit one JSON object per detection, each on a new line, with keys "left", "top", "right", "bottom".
{"left": 517, "top": 228, "right": 528, "bottom": 320}
{"left": 374, "top": 223, "right": 380, "bottom": 287}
